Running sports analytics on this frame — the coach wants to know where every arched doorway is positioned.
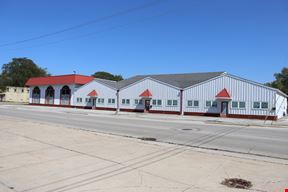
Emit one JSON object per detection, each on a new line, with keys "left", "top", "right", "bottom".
{"left": 45, "top": 86, "right": 54, "bottom": 104}
{"left": 60, "top": 85, "right": 71, "bottom": 105}
{"left": 32, "top": 87, "right": 41, "bottom": 104}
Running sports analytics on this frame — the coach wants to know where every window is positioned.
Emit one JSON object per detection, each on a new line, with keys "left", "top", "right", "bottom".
{"left": 85, "top": 98, "right": 91, "bottom": 103}
{"left": 135, "top": 99, "right": 139, "bottom": 105}
{"left": 173, "top": 100, "right": 178, "bottom": 106}
{"left": 98, "top": 98, "right": 104, "bottom": 104}
{"left": 239, "top": 102, "right": 246, "bottom": 108}
{"left": 152, "top": 99, "right": 162, "bottom": 106}
{"left": 77, "top": 97, "right": 82, "bottom": 103}
{"left": 232, "top": 101, "right": 238, "bottom": 108}
{"left": 85, "top": 98, "right": 88, "bottom": 103}
{"left": 108, "top": 98, "right": 115, "bottom": 104}
{"left": 22, "top": 89, "right": 24, "bottom": 93}
{"left": 206, "top": 101, "right": 212, "bottom": 107}
{"left": 167, "top": 100, "right": 178, "bottom": 106}
{"left": 232, "top": 101, "right": 246, "bottom": 109}
{"left": 122, "top": 99, "right": 130, "bottom": 105}
{"left": 261, "top": 102, "right": 268, "bottom": 109}
{"left": 206, "top": 101, "right": 217, "bottom": 108}
{"left": 14, "top": 89, "right": 17, "bottom": 92}
{"left": 187, "top": 100, "right": 199, "bottom": 107}
{"left": 253, "top": 102, "right": 260, "bottom": 109}
{"left": 253, "top": 101, "right": 269, "bottom": 109}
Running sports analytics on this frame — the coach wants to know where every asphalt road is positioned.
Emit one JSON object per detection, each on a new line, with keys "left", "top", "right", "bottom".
{"left": 0, "top": 104, "right": 288, "bottom": 160}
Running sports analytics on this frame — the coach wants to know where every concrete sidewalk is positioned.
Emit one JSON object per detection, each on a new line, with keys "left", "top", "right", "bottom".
{"left": 6, "top": 104, "right": 288, "bottom": 128}
{"left": 0, "top": 115, "right": 287, "bottom": 192}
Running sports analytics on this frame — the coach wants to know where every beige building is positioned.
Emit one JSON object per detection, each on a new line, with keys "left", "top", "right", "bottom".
{"left": 0, "top": 86, "right": 29, "bottom": 103}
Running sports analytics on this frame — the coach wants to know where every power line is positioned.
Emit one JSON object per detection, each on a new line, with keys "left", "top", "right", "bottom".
{"left": 5, "top": 9, "right": 174, "bottom": 51}
{"left": 0, "top": 0, "right": 168, "bottom": 48}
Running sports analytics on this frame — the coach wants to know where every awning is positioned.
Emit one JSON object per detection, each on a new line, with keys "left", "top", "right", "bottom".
{"left": 87, "top": 90, "right": 98, "bottom": 97}
{"left": 215, "top": 88, "right": 231, "bottom": 99}
{"left": 139, "top": 89, "right": 152, "bottom": 97}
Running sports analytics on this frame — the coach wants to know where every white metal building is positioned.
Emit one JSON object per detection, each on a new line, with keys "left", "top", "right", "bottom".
{"left": 26, "top": 72, "right": 287, "bottom": 120}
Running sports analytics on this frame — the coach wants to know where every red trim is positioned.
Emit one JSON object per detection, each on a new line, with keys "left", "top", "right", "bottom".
{"left": 149, "top": 110, "right": 180, "bottom": 115}
{"left": 184, "top": 112, "right": 220, "bottom": 117}
{"left": 94, "top": 107, "right": 116, "bottom": 111}
{"left": 184, "top": 112, "right": 277, "bottom": 120}
{"left": 216, "top": 88, "right": 231, "bottom": 99}
{"left": 26, "top": 74, "right": 94, "bottom": 86}
{"left": 28, "top": 104, "right": 278, "bottom": 121}
{"left": 87, "top": 90, "right": 98, "bottom": 97}
{"left": 30, "top": 103, "right": 116, "bottom": 111}
{"left": 120, "top": 108, "right": 144, "bottom": 113}
{"left": 227, "top": 114, "right": 277, "bottom": 121}
{"left": 139, "top": 89, "right": 152, "bottom": 97}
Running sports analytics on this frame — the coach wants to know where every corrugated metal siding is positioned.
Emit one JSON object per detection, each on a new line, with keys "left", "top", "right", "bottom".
{"left": 119, "top": 78, "right": 180, "bottom": 112}
{"left": 276, "top": 93, "right": 287, "bottom": 119}
{"left": 183, "top": 75, "right": 276, "bottom": 116}
{"left": 73, "top": 80, "right": 117, "bottom": 108}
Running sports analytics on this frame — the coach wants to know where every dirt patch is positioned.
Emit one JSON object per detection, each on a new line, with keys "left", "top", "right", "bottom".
{"left": 221, "top": 178, "right": 252, "bottom": 189}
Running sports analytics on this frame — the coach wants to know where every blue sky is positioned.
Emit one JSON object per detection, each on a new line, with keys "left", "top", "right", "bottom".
{"left": 0, "top": 0, "right": 287, "bottom": 83}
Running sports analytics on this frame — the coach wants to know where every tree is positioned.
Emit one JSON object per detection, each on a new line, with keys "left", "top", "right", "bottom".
{"left": 266, "top": 67, "right": 288, "bottom": 94}
{"left": 92, "top": 71, "right": 123, "bottom": 81}
{"left": 0, "top": 58, "right": 49, "bottom": 90}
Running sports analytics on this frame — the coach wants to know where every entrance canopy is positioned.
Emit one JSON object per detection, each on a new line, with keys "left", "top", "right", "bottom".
{"left": 87, "top": 90, "right": 98, "bottom": 97}
{"left": 139, "top": 89, "right": 152, "bottom": 98}
{"left": 215, "top": 88, "right": 231, "bottom": 100}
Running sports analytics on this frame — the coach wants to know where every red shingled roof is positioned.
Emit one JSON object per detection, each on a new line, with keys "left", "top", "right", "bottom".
{"left": 87, "top": 90, "right": 98, "bottom": 97}
{"left": 139, "top": 89, "right": 152, "bottom": 97}
{"left": 25, "top": 74, "right": 94, "bottom": 86}
{"left": 215, "top": 88, "right": 231, "bottom": 98}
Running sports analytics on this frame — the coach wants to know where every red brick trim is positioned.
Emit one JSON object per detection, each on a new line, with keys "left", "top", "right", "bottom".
{"left": 30, "top": 103, "right": 74, "bottom": 108}
{"left": 29, "top": 104, "right": 278, "bottom": 120}
{"left": 120, "top": 108, "right": 144, "bottom": 113}
{"left": 184, "top": 112, "right": 220, "bottom": 117}
{"left": 227, "top": 114, "right": 277, "bottom": 121}
{"left": 29, "top": 103, "right": 116, "bottom": 111}
{"left": 149, "top": 110, "right": 180, "bottom": 115}
{"left": 184, "top": 111, "right": 277, "bottom": 120}
{"left": 95, "top": 107, "right": 116, "bottom": 111}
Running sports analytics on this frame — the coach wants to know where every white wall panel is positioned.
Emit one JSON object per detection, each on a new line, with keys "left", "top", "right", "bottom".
{"left": 119, "top": 78, "right": 181, "bottom": 112}
{"left": 276, "top": 93, "right": 287, "bottom": 119}
{"left": 73, "top": 80, "right": 117, "bottom": 108}
{"left": 183, "top": 75, "right": 277, "bottom": 116}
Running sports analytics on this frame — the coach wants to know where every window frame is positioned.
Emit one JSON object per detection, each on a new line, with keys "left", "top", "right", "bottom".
{"left": 187, "top": 100, "right": 199, "bottom": 108}
{"left": 122, "top": 99, "right": 130, "bottom": 105}
{"left": 152, "top": 99, "right": 162, "bottom": 106}
{"left": 232, "top": 101, "right": 238, "bottom": 108}
{"left": 261, "top": 102, "right": 268, "bottom": 109}
{"left": 253, "top": 101, "right": 261, "bottom": 109}
{"left": 97, "top": 98, "right": 104, "bottom": 104}
{"left": 108, "top": 98, "right": 115, "bottom": 104}
{"left": 205, "top": 101, "right": 212, "bottom": 108}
